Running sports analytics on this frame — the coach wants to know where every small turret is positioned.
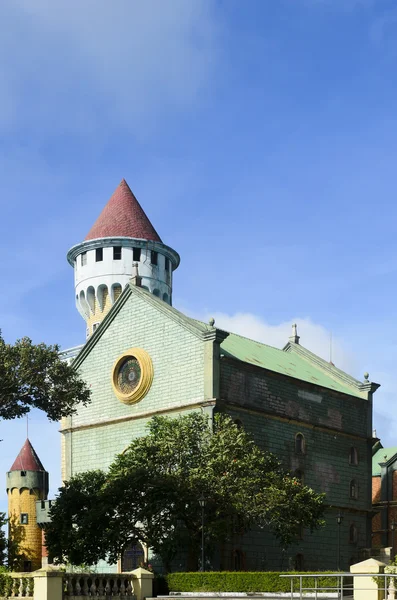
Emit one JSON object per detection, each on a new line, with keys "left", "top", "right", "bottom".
{"left": 6, "top": 440, "right": 48, "bottom": 572}
{"left": 67, "top": 179, "right": 180, "bottom": 337}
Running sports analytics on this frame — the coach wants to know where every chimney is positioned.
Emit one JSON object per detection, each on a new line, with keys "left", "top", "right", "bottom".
{"left": 131, "top": 262, "right": 142, "bottom": 287}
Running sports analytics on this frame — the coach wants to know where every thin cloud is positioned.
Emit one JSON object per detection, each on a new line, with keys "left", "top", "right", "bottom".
{"left": 0, "top": 0, "right": 220, "bottom": 136}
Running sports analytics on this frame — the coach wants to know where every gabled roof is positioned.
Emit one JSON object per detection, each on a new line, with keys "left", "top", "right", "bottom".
{"left": 9, "top": 439, "right": 46, "bottom": 472}
{"left": 221, "top": 332, "right": 369, "bottom": 399}
{"left": 73, "top": 283, "right": 374, "bottom": 402}
{"left": 85, "top": 179, "right": 162, "bottom": 242}
{"left": 373, "top": 447, "right": 397, "bottom": 476}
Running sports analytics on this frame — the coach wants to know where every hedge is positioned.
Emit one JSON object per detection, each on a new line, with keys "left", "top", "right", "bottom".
{"left": 166, "top": 572, "right": 339, "bottom": 593}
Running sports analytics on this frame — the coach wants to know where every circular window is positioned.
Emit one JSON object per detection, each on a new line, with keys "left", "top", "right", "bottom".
{"left": 112, "top": 348, "right": 153, "bottom": 404}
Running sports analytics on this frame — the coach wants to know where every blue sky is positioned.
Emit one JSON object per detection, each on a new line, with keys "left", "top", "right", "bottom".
{"left": 1, "top": 0, "right": 397, "bottom": 513}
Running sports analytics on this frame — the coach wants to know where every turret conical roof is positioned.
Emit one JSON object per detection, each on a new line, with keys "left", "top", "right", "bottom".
{"left": 85, "top": 179, "right": 162, "bottom": 242}
{"left": 9, "top": 439, "right": 46, "bottom": 472}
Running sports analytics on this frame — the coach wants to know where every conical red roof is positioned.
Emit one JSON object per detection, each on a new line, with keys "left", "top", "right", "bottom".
{"left": 85, "top": 179, "right": 162, "bottom": 242}
{"left": 9, "top": 439, "right": 46, "bottom": 472}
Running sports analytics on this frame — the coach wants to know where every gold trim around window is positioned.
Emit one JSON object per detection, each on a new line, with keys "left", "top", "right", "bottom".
{"left": 111, "top": 348, "right": 154, "bottom": 405}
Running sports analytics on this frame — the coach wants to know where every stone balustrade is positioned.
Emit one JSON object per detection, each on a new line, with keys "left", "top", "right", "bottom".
{"left": 3, "top": 566, "right": 153, "bottom": 600}
{"left": 63, "top": 572, "right": 135, "bottom": 597}
{"left": 9, "top": 573, "right": 34, "bottom": 598}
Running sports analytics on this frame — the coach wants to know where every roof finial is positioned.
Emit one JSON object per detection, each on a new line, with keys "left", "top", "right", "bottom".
{"left": 289, "top": 323, "right": 300, "bottom": 345}
{"left": 209, "top": 317, "right": 215, "bottom": 327}
{"left": 131, "top": 262, "right": 142, "bottom": 287}
{"left": 364, "top": 372, "right": 370, "bottom": 382}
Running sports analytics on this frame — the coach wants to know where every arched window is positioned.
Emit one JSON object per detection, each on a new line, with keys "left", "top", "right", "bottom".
{"left": 349, "top": 524, "right": 358, "bottom": 544}
{"left": 350, "top": 479, "right": 358, "bottom": 500}
{"left": 349, "top": 447, "right": 358, "bottom": 466}
{"left": 97, "top": 284, "right": 108, "bottom": 311}
{"left": 234, "top": 419, "right": 243, "bottom": 430}
{"left": 121, "top": 543, "right": 144, "bottom": 572}
{"left": 112, "top": 283, "right": 122, "bottom": 303}
{"left": 87, "top": 286, "right": 96, "bottom": 314}
{"left": 163, "top": 293, "right": 169, "bottom": 303}
{"left": 153, "top": 289, "right": 160, "bottom": 297}
{"left": 294, "top": 469, "right": 304, "bottom": 483}
{"left": 294, "top": 553, "right": 304, "bottom": 571}
{"left": 233, "top": 549, "right": 245, "bottom": 571}
{"left": 295, "top": 433, "right": 305, "bottom": 455}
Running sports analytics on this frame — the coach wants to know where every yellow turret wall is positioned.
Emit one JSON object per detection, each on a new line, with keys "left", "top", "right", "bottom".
{"left": 85, "top": 285, "right": 121, "bottom": 336}
{"left": 8, "top": 487, "right": 45, "bottom": 571}
{"left": 6, "top": 440, "right": 49, "bottom": 572}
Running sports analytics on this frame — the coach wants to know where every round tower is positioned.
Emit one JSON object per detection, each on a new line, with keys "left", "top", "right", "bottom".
{"left": 67, "top": 179, "right": 180, "bottom": 337}
{"left": 6, "top": 440, "right": 49, "bottom": 572}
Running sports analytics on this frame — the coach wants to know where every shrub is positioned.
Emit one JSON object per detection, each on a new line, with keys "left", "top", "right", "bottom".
{"left": 0, "top": 567, "right": 13, "bottom": 598}
{"left": 166, "top": 571, "right": 339, "bottom": 593}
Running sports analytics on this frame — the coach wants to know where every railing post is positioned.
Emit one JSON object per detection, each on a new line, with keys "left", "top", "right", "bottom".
{"left": 130, "top": 567, "right": 154, "bottom": 600}
{"left": 32, "top": 566, "right": 64, "bottom": 600}
{"left": 350, "top": 558, "right": 386, "bottom": 600}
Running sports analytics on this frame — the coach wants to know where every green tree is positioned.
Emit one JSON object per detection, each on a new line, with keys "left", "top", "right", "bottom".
{"left": 0, "top": 333, "right": 90, "bottom": 420}
{"left": 46, "top": 413, "right": 325, "bottom": 571}
{"left": 0, "top": 513, "right": 7, "bottom": 566}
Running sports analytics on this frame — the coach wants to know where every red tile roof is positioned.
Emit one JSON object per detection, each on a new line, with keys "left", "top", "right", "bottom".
{"left": 10, "top": 439, "right": 46, "bottom": 472}
{"left": 85, "top": 179, "right": 162, "bottom": 242}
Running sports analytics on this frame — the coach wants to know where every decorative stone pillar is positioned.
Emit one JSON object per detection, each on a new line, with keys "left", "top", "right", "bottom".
{"left": 350, "top": 557, "right": 386, "bottom": 600}
{"left": 131, "top": 567, "right": 154, "bottom": 600}
{"left": 33, "top": 566, "right": 64, "bottom": 600}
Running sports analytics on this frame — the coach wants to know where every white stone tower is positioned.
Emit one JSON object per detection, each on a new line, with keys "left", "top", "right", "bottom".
{"left": 67, "top": 179, "right": 180, "bottom": 337}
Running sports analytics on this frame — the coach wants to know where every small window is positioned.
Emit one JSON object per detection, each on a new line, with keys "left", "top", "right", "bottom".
{"left": 233, "top": 549, "right": 245, "bottom": 571}
{"left": 133, "top": 248, "right": 141, "bottom": 261}
{"left": 113, "top": 246, "right": 122, "bottom": 260}
{"left": 349, "top": 447, "right": 358, "bottom": 466}
{"left": 20, "top": 471, "right": 26, "bottom": 477}
{"left": 92, "top": 323, "right": 100, "bottom": 333}
{"left": 41, "top": 501, "right": 45, "bottom": 509}
{"left": 349, "top": 524, "right": 358, "bottom": 544}
{"left": 350, "top": 479, "right": 358, "bottom": 500}
{"left": 23, "top": 561, "right": 32, "bottom": 572}
{"left": 20, "top": 513, "right": 28, "bottom": 525}
{"left": 295, "top": 433, "right": 305, "bottom": 455}
{"left": 81, "top": 252, "right": 87, "bottom": 266}
{"left": 151, "top": 251, "right": 158, "bottom": 265}
{"left": 234, "top": 419, "right": 243, "bottom": 430}
{"left": 153, "top": 289, "right": 160, "bottom": 297}
{"left": 294, "top": 469, "right": 304, "bottom": 483}
{"left": 96, "top": 248, "right": 103, "bottom": 262}
{"left": 165, "top": 257, "right": 170, "bottom": 272}
{"left": 294, "top": 553, "right": 304, "bottom": 571}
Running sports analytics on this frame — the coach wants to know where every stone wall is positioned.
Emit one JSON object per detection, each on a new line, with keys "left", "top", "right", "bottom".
{"left": 219, "top": 357, "right": 371, "bottom": 571}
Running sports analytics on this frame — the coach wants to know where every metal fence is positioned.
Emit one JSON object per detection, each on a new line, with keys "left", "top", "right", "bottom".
{"left": 280, "top": 572, "right": 396, "bottom": 600}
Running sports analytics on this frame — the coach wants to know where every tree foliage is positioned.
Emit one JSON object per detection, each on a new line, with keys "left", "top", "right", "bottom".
{"left": 46, "top": 413, "right": 325, "bottom": 571}
{"left": 0, "top": 513, "right": 7, "bottom": 566}
{"left": 0, "top": 334, "right": 90, "bottom": 420}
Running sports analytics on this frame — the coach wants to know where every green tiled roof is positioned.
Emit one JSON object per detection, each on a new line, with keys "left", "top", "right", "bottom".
{"left": 372, "top": 447, "right": 397, "bottom": 476}
{"left": 220, "top": 332, "right": 363, "bottom": 398}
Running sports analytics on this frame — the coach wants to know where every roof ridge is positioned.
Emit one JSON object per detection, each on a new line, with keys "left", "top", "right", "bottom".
{"left": 284, "top": 341, "right": 364, "bottom": 390}
{"left": 220, "top": 328, "right": 283, "bottom": 352}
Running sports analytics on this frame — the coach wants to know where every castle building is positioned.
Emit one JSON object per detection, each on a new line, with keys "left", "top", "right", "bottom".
{"left": 371, "top": 439, "right": 397, "bottom": 558}
{"left": 57, "top": 178, "right": 379, "bottom": 572}
{"left": 6, "top": 440, "right": 48, "bottom": 572}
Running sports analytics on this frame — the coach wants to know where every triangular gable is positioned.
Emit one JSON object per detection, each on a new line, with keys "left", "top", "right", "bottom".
{"left": 73, "top": 283, "right": 225, "bottom": 370}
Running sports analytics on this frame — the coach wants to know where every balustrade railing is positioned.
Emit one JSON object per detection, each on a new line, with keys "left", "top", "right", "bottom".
{"left": 9, "top": 574, "right": 33, "bottom": 598}
{"left": 63, "top": 573, "right": 136, "bottom": 598}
